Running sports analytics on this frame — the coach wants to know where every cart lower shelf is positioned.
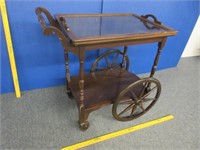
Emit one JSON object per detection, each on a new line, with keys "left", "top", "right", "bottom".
{"left": 70, "top": 69, "right": 143, "bottom": 109}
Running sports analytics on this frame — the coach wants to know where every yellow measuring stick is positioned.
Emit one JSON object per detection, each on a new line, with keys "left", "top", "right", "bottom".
{"left": 61, "top": 115, "right": 174, "bottom": 150}
{"left": 0, "top": 0, "right": 21, "bottom": 98}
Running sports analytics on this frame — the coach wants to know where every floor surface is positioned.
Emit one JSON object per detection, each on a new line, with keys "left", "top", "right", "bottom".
{"left": 0, "top": 57, "right": 199, "bottom": 150}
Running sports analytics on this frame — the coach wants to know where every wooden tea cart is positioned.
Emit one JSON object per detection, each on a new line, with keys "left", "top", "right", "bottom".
{"left": 35, "top": 7, "right": 177, "bottom": 131}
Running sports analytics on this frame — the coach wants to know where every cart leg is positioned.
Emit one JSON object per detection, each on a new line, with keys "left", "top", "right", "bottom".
{"left": 121, "top": 46, "right": 128, "bottom": 69}
{"left": 147, "top": 38, "right": 167, "bottom": 90}
{"left": 78, "top": 50, "right": 90, "bottom": 131}
{"left": 150, "top": 38, "right": 166, "bottom": 78}
{"left": 64, "top": 50, "right": 73, "bottom": 99}
{"left": 79, "top": 103, "right": 90, "bottom": 131}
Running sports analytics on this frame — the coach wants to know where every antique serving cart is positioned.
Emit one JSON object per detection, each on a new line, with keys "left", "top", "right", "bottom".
{"left": 35, "top": 7, "right": 177, "bottom": 131}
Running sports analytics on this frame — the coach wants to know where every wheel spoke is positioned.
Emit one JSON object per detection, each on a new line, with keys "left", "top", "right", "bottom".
{"left": 142, "top": 98, "right": 156, "bottom": 102}
{"left": 113, "top": 64, "right": 121, "bottom": 68}
{"left": 138, "top": 102, "right": 145, "bottom": 111}
{"left": 118, "top": 103, "right": 134, "bottom": 116}
{"left": 130, "top": 104, "right": 137, "bottom": 117}
{"left": 139, "top": 82, "right": 148, "bottom": 98}
{"left": 119, "top": 98, "right": 134, "bottom": 104}
{"left": 140, "top": 86, "right": 157, "bottom": 100}
{"left": 111, "top": 53, "right": 119, "bottom": 67}
{"left": 104, "top": 56, "right": 111, "bottom": 67}
{"left": 130, "top": 90, "right": 138, "bottom": 100}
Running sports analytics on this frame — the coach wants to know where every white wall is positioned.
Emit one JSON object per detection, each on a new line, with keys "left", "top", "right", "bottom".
{"left": 182, "top": 15, "right": 200, "bottom": 57}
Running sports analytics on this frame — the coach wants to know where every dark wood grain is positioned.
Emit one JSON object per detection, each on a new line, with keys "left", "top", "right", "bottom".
{"left": 70, "top": 69, "right": 141, "bottom": 109}
{"left": 36, "top": 7, "right": 178, "bottom": 130}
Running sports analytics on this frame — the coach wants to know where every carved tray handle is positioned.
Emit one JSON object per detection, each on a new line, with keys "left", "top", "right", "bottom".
{"left": 35, "top": 7, "right": 58, "bottom": 29}
{"left": 141, "top": 14, "right": 162, "bottom": 25}
{"left": 35, "top": 7, "right": 70, "bottom": 49}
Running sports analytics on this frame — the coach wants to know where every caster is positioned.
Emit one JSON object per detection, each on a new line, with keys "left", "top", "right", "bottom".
{"left": 79, "top": 121, "right": 90, "bottom": 131}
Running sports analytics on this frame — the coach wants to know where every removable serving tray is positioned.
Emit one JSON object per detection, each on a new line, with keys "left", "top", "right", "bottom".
{"left": 55, "top": 13, "right": 177, "bottom": 45}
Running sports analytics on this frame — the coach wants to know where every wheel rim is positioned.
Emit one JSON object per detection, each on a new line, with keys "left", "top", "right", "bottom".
{"left": 90, "top": 50, "right": 129, "bottom": 79}
{"left": 112, "top": 78, "right": 161, "bottom": 121}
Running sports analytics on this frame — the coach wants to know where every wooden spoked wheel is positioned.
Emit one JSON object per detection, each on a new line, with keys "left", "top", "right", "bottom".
{"left": 90, "top": 50, "right": 129, "bottom": 79}
{"left": 112, "top": 78, "right": 161, "bottom": 121}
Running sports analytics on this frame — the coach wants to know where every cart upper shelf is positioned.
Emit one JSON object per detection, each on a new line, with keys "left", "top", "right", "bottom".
{"left": 55, "top": 13, "right": 177, "bottom": 45}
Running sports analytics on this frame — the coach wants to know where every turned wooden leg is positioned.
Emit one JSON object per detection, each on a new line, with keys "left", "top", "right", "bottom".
{"left": 64, "top": 50, "right": 73, "bottom": 99}
{"left": 149, "top": 38, "right": 166, "bottom": 78}
{"left": 78, "top": 49, "right": 90, "bottom": 131}
{"left": 147, "top": 38, "right": 166, "bottom": 90}
{"left": 121, "top": 46, "right": 128, "bottom": 69}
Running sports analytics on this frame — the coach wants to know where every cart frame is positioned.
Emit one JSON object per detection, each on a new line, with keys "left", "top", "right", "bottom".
{"left": 35, "top": 7, "right": 177, "bottom": 130}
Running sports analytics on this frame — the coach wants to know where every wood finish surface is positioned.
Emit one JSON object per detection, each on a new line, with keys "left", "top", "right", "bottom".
{"left": 35, "top": 7, "right": 177, "bottom": 130}
{"left": 70, "top": 69, "right": 141, "bottom": 108}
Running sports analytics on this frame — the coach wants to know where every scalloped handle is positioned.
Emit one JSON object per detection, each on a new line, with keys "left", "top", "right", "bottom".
{"left": 35, "top": 7, "right": 71, "bottom": 49}
{"left": 35, "top": 7, "right": 58, "bottom": 27}
{"left": 141, "top": 14, "right": 161, "bottom": 25}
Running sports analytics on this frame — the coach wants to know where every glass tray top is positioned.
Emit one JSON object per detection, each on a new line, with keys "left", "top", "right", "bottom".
{"left": 55, "top": 14, "right": 177, "bottom": 44}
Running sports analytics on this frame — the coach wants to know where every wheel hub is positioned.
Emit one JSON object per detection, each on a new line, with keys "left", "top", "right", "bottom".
{"left": 136, "top": 99, "right": 142, "bottom": 104}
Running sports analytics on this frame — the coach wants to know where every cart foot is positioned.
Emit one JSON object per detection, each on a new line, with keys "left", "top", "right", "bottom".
{"left": 67, "top": 90, "right": 74, "bottom": 99}
{"left": 79, "top": 121, "right": 90, "bottom": 131}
